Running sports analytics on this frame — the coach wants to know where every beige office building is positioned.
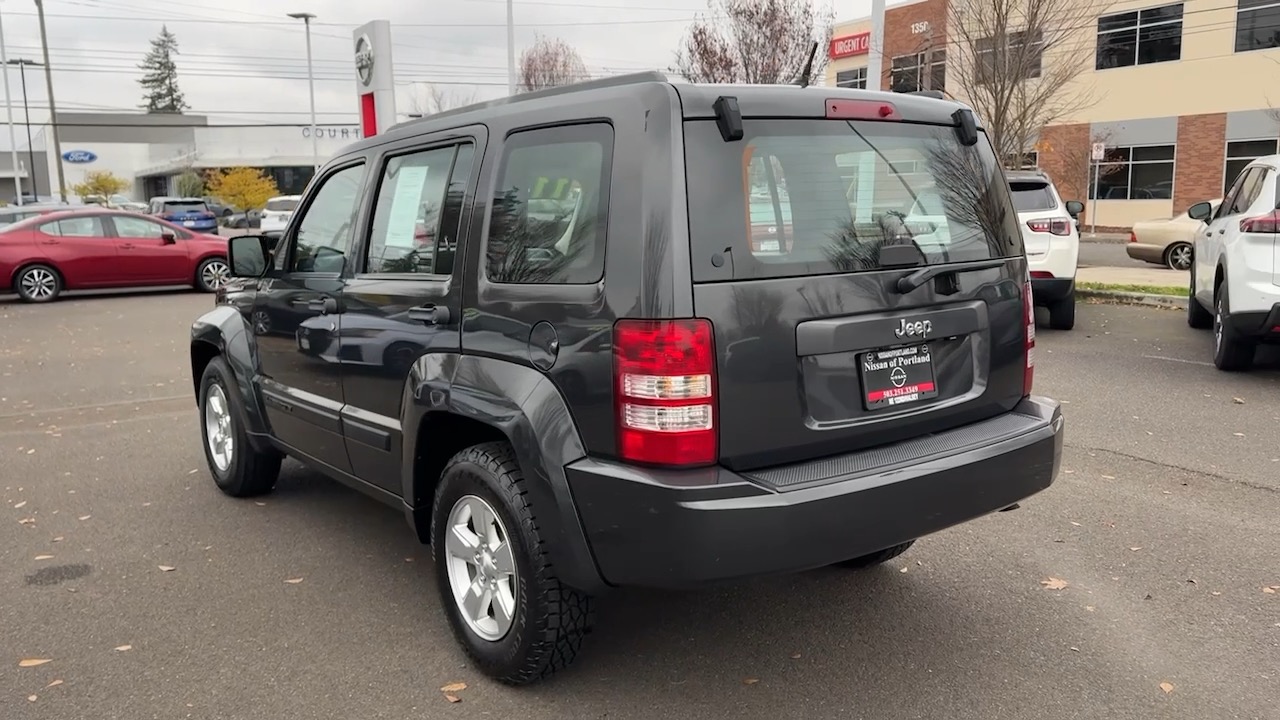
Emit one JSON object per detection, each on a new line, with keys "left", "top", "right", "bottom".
{"left": 824, "top": 0, "right": 1280, "bottom": 228}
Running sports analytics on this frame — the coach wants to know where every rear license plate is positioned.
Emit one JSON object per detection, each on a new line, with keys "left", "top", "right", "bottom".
{"left": 183, "top": 220, "right": 196, "bottom": 227}
{"left": 860, "top": 344, "right": 938, "bottom": 410}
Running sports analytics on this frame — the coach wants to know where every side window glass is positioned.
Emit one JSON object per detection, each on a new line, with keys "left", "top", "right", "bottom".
{"left": 113, "top": 216, "right": 167, "bottom": 238}
{"left": 365, "top": 143, "right": 474, "bottom": 275}
{"left": 485, "top": 123, "right": 612, "bottom": 285}
{"left": 1228, "top": 168, "right": 1260, "bottom": 216}
{"left": 42, "top": 217, "right": 106, "bottom": 237}
{"left": 746, "top": 152, "right": 792, "bottom": 256}
{"left": 290, "top": 164, "right": 366, "bottom": 274}
{"left": 1217, "top": 169, "right": 1251, "bottom": 219}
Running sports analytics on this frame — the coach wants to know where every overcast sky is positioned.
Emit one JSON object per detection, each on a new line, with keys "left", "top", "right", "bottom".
{"left": 0, "top": 0, "right": 887, "bottom": 137}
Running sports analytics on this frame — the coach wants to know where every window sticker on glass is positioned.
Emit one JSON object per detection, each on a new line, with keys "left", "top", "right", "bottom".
{"left": 385, "top": 165, "right": 431, "bottom": 249}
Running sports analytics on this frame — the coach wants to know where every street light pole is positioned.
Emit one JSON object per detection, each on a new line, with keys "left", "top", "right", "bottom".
{"left": 0, "top": 6, "right": 24, "bottom": 205}
{"left": 9, "top": 59, "right": 38, "bottom": 202}
{"left": 506, "top": 0, "right": 516, "bottom": 95}
{"left": 34, "top": 0, "right": 66, "bottom": 203}
{"left": 288, "top": 12, "right": 319, "bottom": 172}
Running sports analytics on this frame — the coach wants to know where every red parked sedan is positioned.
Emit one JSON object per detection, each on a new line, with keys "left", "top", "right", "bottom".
{"left": 0, "top": 209, "right": 229, "bottom": 302}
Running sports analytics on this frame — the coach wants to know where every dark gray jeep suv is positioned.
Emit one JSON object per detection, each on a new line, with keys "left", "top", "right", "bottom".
{"left": 190, "top": 72, "right": 1064, "bottom": 685}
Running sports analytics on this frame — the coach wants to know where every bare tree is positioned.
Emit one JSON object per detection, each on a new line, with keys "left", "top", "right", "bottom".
{"left": 519, "top": 35, "right": 589, "bottom": 93}
{"left": 673, "top": 0, "right": 833, "bottom": 84}
{"left": 408, "top": 83, "right": 477, "bottom": 117}
{"left": 947, "top": 0, "right": 1107, "bottom": 164}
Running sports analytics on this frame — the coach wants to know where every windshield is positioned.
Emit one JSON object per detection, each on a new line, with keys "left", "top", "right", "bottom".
{"left": 267, "top": 198, "right": 299, "bottom": 212}
{"left": 684, "top": 119, "right": 1023, "bottom": 281}
{"left": 163, "top": 201, "right": 208, "bottom": 213}
{"left": 1009, "top": 181, "right": 1058, "bottom": 212}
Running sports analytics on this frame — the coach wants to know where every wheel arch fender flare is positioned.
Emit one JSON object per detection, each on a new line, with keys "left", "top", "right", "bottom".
{"left": 190, "top": 305, "right": 273, "bottom": 452}
{"left": 399, "top": 353, "right": 606, "bottom": 594}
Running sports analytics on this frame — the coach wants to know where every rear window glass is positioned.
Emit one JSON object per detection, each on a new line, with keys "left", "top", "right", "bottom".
{"left": 684, "top": 119, "right": 1023, "bottom": 281}
{"left": 1009, "top": 181, "right": 1057, "bottom": 212}
{"left": 163, "top": 201, "right": 208, "bottom": 213}
{"left": 267, "top": 198, "right": 299, "bottom": 212}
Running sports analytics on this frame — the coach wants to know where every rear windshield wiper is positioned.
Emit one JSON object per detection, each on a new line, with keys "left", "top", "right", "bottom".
{"left": 895, "top": 258, "right": 1007, "bottom": 294}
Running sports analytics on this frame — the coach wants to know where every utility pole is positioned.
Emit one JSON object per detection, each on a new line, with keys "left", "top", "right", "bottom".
{"left": 0, "top": 6, "right": 24, "bottom": 205}
{"left": 922, "top": 28, "right": 934, "bottom": 91}
{"left": 288, "top": 12, "right": 319, "bottom": 171}
{"left": 33, "top": 0, "right": 66, "bottom": 203}
{"left": 868, "top": 0, "right": 886, "bottom": 91}
{"left": 9, "top": 59, "right": 39, "bottom": 202}
{"left": 506, "top": 0, "right": 517, "bottom": 95}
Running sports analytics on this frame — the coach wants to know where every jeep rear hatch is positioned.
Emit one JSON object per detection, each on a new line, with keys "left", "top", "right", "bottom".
{"left": 682, "top": 108, "right": 1031, "bottom": 472}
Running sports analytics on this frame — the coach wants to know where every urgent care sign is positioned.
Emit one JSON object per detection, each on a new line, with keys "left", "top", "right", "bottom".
{"left": 829, "top": 32, "right": 870, "bottom": 59}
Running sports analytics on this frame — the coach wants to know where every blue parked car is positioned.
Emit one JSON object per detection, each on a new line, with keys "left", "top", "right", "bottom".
{"left": 148, "top": 196, "right": 218, "bottom": 232}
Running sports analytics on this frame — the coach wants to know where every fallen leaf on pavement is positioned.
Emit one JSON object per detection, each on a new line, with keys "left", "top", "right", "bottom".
{"left": 285, "top": 577, "right": 304, "bottom": 584}
{"left": 1070, "top": 521, "right": 1081, "bottom": 527}
{"left": 899, "top": 566, "right": 908, "bottom": 573}
{"left": 1233, "top": 433, "right": 1245, "bottom": 438}
{"left": 114, "top": 645, "right": 132, "bottom": 652}
{"left": 1232, "top": 397, "right": 1245, "bottom": 404}
{"left": 46, "top": 679, "right": 63, "bottom": 688}
{"left": 34, "top": 555, "right": 53, "bottom": 560}
{"left": 52, "top": 537, "right": 63, "bottom": 542}
{"left": 188, "top": 469, "right": 198, "bottom": 475}
{"left": 14, "top": 500, "right": 26, "bottom": 508}
{"left": 1085, "top": 605, "right": 1095, "bottom": 612}
{"left": 404, "top": 557, "right": 414, "bottom": 563}
{"left": 78, "top": 515, "right": 90, "bottom": 521}
{"left": 790, "top": 652, "right": 802, "bottom": 659}
{"left": 1264, "top": 587, "right": 1276, "bottom": 594}
{"left": 254, "top": 502, "right": 266, "bottom": 507}
{"left": 1101, "top": 475, "right": 1115, "bottom": 480}
{"left": 19, "top": 517, "right": 35, "bottom": 525}
{"left": 1159, "top": 682, "right": 1175, "bottom": 694}
{"left": 1070, "top": 646, "right": 1079, "bottom": 652}
{"left": 440, "top": 682, "right": 467, "bottom": 693}
{"left": 1211, "top": 591, "right": 1221, "bottom": 596}
{"left": 157, "top": 565, "right": 176, "bottom": 572}
{"left": 1186, "top": 579, "right": 1197, "bottom": 585}
{"left": 445, "top": 694, "right": 461, "bottom": 703}
{"left": 1041, "top": 577, "right": 1069, "bottom": 590}
{"left": 742, "top": 678, "right": 760, "bottom": 685}
{"left": 19, "top": 659, "right": 53, "bottom": 667}
{"left": 1130, "top": 547, "right": 1143, "bottom": 551}
{"left": 27, "top": 695, "right": 36, "bottom": 702}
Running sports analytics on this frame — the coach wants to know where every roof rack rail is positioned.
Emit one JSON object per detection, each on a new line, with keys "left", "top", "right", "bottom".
{"left": 906, "top": 89, "right": 946, "bottom": 100}
{"left": 388, "top": 71, "right": 672, "bottom": 131}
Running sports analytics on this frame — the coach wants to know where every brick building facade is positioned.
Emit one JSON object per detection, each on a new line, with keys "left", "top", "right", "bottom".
{"left": 824, "top": 0, "right": 1280, "bottom": 228}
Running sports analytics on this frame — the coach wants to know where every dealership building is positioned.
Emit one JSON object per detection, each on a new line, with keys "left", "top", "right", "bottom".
{"left": 824, "top": 0, "right": 1280, "bottom": 227}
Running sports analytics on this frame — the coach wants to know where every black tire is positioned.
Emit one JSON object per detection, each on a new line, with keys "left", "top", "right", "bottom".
{"left": 195, "top": 257, "right": 230, "bottom": 293}
{"left": 1187, "top": 266, "right": 1213, "bottom": 329}
{"left": 1164, "top": 241, "right": 1193, "bottom": 271}
{"left": 199, "top": 357, "right": 282, "bottom": 497}
{"left": 14, "top": 264, "right": 62, "bottom": 303}
{"left": 1047, "top": 290, "right": 1076, "bottom": 331}
{"left": 834, "top": 540, "right": 916, "bottom": 569}
{"left": 1212, "top": 281, "right": 1255, "bottom": 371}
{"left": 431, "top": 442, "right": 595, "bottom": 685}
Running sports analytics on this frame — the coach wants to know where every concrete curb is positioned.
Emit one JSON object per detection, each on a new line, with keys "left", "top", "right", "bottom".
{"left": 1077, "top": 288, "right": 1188, "bottom": 310}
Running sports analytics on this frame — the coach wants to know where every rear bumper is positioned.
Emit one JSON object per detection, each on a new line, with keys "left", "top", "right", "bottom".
{"left": 1032, "top": 277, "right": 1075, "bottom": 304}
{"left": 567, "top": 396, "right": 1064, "bottom": 589}
{"left": 1225, "top": 302, "right": 1280, "bottom": 339}
{"left": 1125, "top": 243, "right": 1166, "bottom": 264}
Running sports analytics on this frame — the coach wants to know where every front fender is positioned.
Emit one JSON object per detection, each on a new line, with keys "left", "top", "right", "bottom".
{"left": 190, "top": 304, "right": 273, "bottom": 452}
{"left": 400, "top": 353, "right": 606, "bottom": 594}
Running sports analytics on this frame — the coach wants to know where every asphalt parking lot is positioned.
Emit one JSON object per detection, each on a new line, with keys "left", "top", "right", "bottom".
{"left": 3, "top": 292, "right": 1278, "bottom": 719}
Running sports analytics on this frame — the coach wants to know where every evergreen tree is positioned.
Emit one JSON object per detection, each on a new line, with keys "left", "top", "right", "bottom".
{"left": 138, "top": 26, "right": 189, "bottom": 114}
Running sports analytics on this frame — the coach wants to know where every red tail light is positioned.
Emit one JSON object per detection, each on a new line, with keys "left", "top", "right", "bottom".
{"left": 1128, "top": 231, "right": 1137, "bottom": 243}
{"left": 1023, "top": 281, "right": 1035, "bottom": 396}
{"left": 1239, "top": 210, "right": 1280, "bottom": 234}
{"left": 1027, "top": 218, "right": 1072, "bottom": 236}
{"left": 1030, "top": 270, "right": 1054, "bottom": 279}
{"left": 613, "top": 319, "right": 717, "bottom": 467}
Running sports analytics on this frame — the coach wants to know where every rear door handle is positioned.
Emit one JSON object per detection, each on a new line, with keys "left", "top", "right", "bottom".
{"left": 120, "top": 243, "right": 135, "bottom": 249}
{"left": 408, "top": 304, "right": 450, "bottom": 325}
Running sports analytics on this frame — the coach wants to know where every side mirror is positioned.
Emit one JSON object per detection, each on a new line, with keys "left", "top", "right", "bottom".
{"left": 1064, "top": 200, "right": 1084, "bottom": 218}
{"left": 1187, "top": 201, "right": 1214, "bottom": 223}
{"left": 161, "top": 232, "right": 177, "bottom": 244}
{"left": 227, "top": 235, "right": 274, "bottom": 277}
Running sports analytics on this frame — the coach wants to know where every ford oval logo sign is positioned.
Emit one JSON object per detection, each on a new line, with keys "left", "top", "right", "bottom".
{"left": 62, "top": 150, "right": 97, "bottom": 164}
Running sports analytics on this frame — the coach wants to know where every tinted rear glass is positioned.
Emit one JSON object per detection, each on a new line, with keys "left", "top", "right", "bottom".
{"left": 163, "top": 201, "right": 208, "bottom": 213}
{"left": 684, "top": 119, "right": 1023, "bottom": 281}
{"left": 1009, "top": 181, "right": 1058, "bottom": 212}
{"left": 267, "top": 198, "right": 299, "bottom": 211}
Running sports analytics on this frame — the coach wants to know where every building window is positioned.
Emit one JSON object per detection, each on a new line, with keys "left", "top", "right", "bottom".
{"left": 1236, "top": 0, "right": 1280, "bottom": 52}
{"left": 1095, "top": 3, "right": 1183, "bottom": 70}
{"left": 890, "top": 50, "right": 946, "bottom": 93}
{"left": 836, "top": 68, "right": 867, "bottom": 89}
{"left": 1090, "top": 145, "right": 1175, "bottom": 200}
{"left": 977, "top": 30, "right": 1044, "bottom": 83}
{"left": 1224, "top": 139, "right": 1278, "bottom": 193}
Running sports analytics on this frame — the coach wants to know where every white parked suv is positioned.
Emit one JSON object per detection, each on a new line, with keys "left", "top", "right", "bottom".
{"left": 259, "top": 195, "right": 301, "bottom": 233}
{"left": 1185, "top": 154, "right": 1280, "bottom": 370}
{"left": 1007, "top": 169, "right": 1085, "bottom": 331}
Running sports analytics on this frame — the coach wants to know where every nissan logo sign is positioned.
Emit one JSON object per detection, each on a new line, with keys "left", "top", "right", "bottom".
{"left": 62, "top": 150, "right": 98, "bottom": 164}
{"left": 354, "top": 33, "right": 374, "bottom": 86}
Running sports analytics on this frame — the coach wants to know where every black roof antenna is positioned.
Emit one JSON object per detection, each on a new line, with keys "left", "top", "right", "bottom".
{"left": 795, "top": 42, "right": 819, "bottom": 88}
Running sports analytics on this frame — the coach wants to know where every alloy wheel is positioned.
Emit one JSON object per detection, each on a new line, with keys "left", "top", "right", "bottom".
{"left": 444, "top": 494, "right": 518, "bottom": 642}
{"left": 20, "top": 268, "right": 57, "bottom": 300}
{"left": 202, "top": 260, "right": 231, "bottom": 290}
{"left": 1168, "top": 244, "right": 1192, "bottom": 271}
{"left": 204, "top": 383, "right": 235, "bottom": 472}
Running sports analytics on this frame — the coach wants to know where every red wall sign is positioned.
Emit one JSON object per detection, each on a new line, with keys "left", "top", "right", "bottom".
{"left": 829, "top": 32, "right": 871, "bottom": 59}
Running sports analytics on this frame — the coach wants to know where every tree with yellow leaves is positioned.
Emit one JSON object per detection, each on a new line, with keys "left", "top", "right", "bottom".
{"left": 72, "top": 171, "right": 130, "bottom": 200}
{"left": 204, "top": 167, "right": 279, "bottom": 212}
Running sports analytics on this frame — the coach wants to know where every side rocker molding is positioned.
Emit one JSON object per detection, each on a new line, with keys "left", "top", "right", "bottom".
{"left": 400, "top": 353, "right": 608, "bottom": 595}
{"left": 190, "top": 305, "right": 275, "bottom": 454}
